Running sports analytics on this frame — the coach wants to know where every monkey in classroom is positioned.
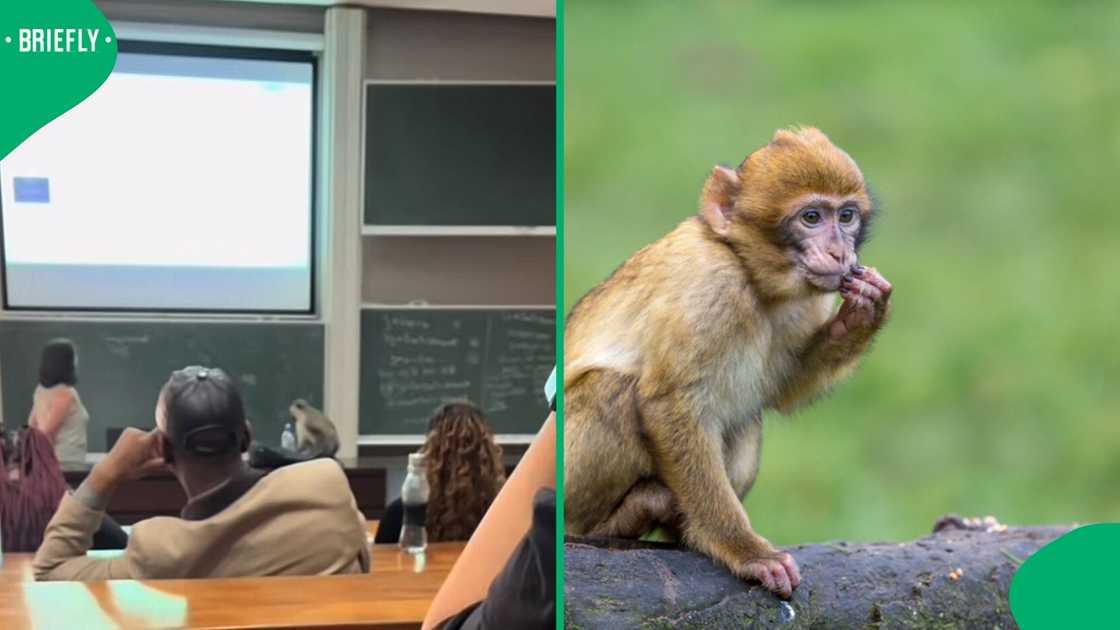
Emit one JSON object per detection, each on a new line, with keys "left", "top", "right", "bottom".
{"left": 563, "top": 126, "right": 893, "bottom": 599}
{"left": 290, "top": 399, "right": 340, "bottom": 458}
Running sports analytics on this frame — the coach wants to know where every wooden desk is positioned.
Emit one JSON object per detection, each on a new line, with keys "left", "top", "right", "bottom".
{"left": 0, "top": 542, "right": 462, "bottom": 629}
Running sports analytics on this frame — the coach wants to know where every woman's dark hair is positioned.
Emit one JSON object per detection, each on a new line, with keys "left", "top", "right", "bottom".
{"left": 38, "top": 339, "right": 77, "bottom": 387}
{"left": 422, "top": 401, "right": 505, "bottom": 542}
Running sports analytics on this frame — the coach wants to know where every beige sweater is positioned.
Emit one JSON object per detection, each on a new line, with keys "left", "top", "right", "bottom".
{"left": 33, "top": 459, "right": 370, "bottom": 580}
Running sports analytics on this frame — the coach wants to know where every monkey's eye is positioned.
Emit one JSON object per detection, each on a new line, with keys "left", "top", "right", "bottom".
{"left": 839, "top": 208, "right": 856, "bottom": 224}
{"left": 801, "top": 210, "right": 822, "bottom": 226}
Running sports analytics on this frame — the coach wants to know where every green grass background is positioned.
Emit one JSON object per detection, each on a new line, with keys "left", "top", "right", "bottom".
{"left": 564, "top": 0, "right": 1120, "bottom": 546}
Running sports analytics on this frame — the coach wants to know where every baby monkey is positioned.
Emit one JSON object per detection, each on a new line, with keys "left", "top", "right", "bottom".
{"left": 564, "top": 127, "right": 892, "bottom": 599}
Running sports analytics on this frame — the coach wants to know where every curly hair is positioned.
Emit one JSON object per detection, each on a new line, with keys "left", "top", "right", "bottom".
{"left": 422, "top": 401, "right": 505, "bottom": 542}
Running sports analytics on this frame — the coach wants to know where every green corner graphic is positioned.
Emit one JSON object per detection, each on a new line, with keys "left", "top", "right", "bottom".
{"left": 1010, "top": 523, "right": 1120, "bottom": 628}
{"left": 0, "top": 0, "right": 117, "bottom": 161}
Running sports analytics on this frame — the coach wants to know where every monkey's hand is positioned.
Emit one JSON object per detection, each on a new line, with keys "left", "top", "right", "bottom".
{"left": 830, "top": 265, "right": 892, "bottom": 342}
{"left": 733, "top": 547, "right": 801, "bottom": 599}
{"left": 771, "top": 265, "right": 892, "bottom": 414}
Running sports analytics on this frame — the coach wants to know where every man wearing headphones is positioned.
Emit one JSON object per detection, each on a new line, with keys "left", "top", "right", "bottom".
{"left": 33, "top": 366, "right": 369, "bottom": 580}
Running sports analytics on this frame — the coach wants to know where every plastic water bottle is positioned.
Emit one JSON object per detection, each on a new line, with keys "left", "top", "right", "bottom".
{"left": 399, "top": 452, "right": 429, "bottom": 554}
{"left": 281, "top": 422, "right": 296, "bottom": 451}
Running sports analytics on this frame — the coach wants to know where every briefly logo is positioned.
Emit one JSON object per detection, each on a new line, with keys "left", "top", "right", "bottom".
{"left": 3, "top": 28, "right": 110, "bottom": 53}
{"left": 0, "top": 1, "right": 119, "bottom": 163}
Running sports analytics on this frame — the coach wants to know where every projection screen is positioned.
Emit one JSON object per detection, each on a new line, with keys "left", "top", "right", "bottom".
{"left": 0, "top": 45, "right": 316, "bottom": 313}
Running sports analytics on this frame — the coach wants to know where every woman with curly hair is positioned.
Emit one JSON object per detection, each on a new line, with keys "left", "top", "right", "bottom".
{"left": 376, "top": 402, "right": 506, "bottom": 544}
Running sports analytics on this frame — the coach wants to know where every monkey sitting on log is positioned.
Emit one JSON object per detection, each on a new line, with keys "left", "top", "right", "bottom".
{"left": 563, "top": 127, "right": 893, "bottom": 599}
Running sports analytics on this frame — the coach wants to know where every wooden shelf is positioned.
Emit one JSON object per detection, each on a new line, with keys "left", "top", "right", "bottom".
{"left": 361, "top": 225, "right": 555, "bottom": 237}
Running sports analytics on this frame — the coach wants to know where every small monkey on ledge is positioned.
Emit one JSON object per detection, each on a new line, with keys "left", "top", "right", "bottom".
{"left": 290, "top": 399, "right": 340, "bottom": 459}
{"left": 564, "top": 127, "right": 892, "bottom": 599}
{"left": 246, "top": 399, "right": 338, "bottom": 470}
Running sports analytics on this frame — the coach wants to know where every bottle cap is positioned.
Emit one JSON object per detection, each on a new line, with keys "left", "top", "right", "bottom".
{"left": 408, "top": 452, "right": 426, "bottom": 468}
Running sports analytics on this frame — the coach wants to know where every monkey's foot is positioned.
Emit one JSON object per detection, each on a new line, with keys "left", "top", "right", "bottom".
{"left": 734, "top": 551, "right": 801, "bottom": 600}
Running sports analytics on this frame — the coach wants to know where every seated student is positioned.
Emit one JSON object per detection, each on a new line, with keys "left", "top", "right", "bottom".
{"left": 376, "top": 402, "right": 505, "bottom": 544}
{"left": 33, "top": 366, "right": 370, "bottom": 580}
{"left": 422, "top": 412, "right": 556, "bottom": 630}
{"left": 0, "top": 427, "right": 70, "bottom": 552}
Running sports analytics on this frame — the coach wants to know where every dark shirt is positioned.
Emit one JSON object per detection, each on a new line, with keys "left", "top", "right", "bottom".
{"left": 435, "top": 488, "right": 556, "bottom": 630}
{"left": 374, "top": 497, "right": 404, "bottom": 544}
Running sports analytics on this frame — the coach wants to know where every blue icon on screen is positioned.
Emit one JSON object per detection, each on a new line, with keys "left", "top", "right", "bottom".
{"left": 13, "top": 177, "right": 50, "bottom": 203}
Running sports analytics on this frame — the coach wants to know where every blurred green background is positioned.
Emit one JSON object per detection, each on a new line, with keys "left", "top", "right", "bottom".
{"left": 564, "top": 0, "right": 1120, "bottom": 546}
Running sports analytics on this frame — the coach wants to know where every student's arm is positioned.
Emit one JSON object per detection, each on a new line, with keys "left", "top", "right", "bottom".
{"left": 32, "top": 493, "right": 136, "bottom": 580}
{"left": 33, "top": 428, "right": 165, "bottom": 581}
{"left": 421, "top": 413, "right": 556, "bottom": 630}
{"left": 34, "top": 388, "right": 75, "bottom": 442}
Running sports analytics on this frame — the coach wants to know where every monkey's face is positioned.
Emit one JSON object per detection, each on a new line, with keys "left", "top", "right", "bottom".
{"left": 706, "top": 127, "right": 873, "bottom": 298}
{"left": 289, "top": 399, "right": 308, "bottom": 426}
{"left": 781, "top": 192, "right": 865, "bottom": 292}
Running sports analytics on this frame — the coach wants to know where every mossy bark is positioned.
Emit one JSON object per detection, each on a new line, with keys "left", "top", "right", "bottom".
{"left": 564, "top": 525, "right": 1067, "bottom": 629}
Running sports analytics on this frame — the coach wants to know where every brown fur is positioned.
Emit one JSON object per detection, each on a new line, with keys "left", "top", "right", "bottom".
{"left": 290, "top": 399, "right": 340, "bottom": 458}
{"left": 564, "top": 127, "right": 889, "bottom": 597}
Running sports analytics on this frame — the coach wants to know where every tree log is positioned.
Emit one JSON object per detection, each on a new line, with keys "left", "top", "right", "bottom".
{"left": 564, "top": 523, "right": 1068, "bottom": 629}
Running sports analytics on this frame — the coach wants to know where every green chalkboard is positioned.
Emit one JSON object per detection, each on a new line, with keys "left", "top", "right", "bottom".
{"left": 0, "top": 320, "right": 323, "bottom": 453}
{"left": 360, "top": 308, "right": 555, "bottom": 435}
{"left": 364, "top": 83, "right": 555, "bottom": 227}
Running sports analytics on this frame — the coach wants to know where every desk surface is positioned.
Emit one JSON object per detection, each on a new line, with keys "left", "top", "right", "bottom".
{"left": 0, "top": 540, "right": 462, "bottom": 629}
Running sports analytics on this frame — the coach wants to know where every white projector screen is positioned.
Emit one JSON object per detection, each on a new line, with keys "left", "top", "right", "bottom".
{"left": 0, "top": 46, "right": 315, "bottom": 312}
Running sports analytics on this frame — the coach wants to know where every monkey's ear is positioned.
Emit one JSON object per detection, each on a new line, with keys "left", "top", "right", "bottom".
{"left": 700, "top": 165, "right": 741, "bottom": 236}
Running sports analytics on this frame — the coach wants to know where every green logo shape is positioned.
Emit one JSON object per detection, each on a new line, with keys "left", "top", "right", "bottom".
{"left": 0, "top": 0, "right": 117, "bottom": 161}
{"left": 1010, "top": 523, "right": 1120, "bottom": 628}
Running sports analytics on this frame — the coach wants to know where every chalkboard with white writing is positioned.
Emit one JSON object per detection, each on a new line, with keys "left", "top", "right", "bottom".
{"left": 359, "top": 308, "right": 555, "bottom": 435}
